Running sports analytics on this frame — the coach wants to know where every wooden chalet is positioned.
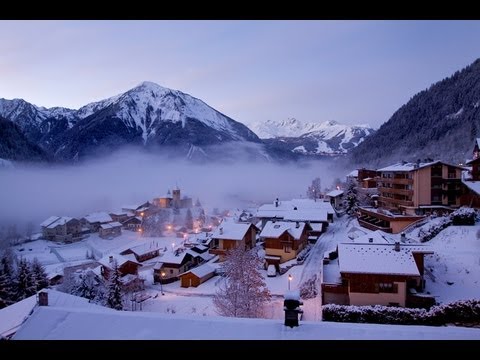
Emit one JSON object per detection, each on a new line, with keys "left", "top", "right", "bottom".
{"left": 98, "top": 254, "right": 141, "bottom": 280}
{"left": 209, "top": 221, "right": 259, "bottom": 261}
{"left": 322, "top": 235, "right": 435, "bottom": 309}
{"left": 179, "top": 264, "right": 216, "bottom": 288}
{"left": 40, "top": 216, "right": 82, "bottom": 243}
{"left": 259, "top": 221, "right": 311, "bottom": 268}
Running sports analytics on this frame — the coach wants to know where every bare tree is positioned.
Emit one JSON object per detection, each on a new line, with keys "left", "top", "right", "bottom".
{"left": 213, "top": 247, "right": 271, "bottom": 318}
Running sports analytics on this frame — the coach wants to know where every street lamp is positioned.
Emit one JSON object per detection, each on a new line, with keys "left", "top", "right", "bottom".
{"left": 288, "top": 274, "right": 292, "bottom": 291}
{"left": 160, "top": 271, "right": 165, "bottom": 295}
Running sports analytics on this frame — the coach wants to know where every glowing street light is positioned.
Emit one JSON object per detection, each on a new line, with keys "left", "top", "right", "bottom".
{"left": 171, "top": 242, "right": 175, "bottom": 250}
{"left": 288, "top": 274, "right": 292, "bottom": 291}
{"left": 160, "top": 271, "right": 165, "bottom": 295}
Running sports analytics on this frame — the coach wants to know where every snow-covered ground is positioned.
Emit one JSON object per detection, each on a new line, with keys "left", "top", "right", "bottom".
{"left": 9, "top": 212, "right": 480, "bottom": 325}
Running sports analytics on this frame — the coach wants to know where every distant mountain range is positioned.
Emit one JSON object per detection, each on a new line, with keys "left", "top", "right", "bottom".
{"left": 250, "top": 118, "right": 375, "bottom": 156}
{"left": 350, "top": 58, "right": 480, "bottom": 167}
{"left": 0, "top": 82, "right": 372, "bottom": 164}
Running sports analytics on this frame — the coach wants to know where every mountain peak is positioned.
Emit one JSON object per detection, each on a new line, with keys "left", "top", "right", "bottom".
{"left": 134, "top": 81, "right": 170, "bottom": 93}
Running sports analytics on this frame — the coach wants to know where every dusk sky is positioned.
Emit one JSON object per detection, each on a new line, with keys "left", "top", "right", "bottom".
{"left": 1, "top": 20, "right": 480, "bottom": 129}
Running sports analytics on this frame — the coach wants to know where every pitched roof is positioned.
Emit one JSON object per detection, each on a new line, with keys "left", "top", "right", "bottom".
{"left": 83, "top": 212, "right": 112, "bottom": 224}
{"left": 99, "top": 222, "right": 122, "bottom": 230}
{"left": 98, "top": 254, "right": 139, "bottom": 269}
{"left": 378, "top": 160, "right": 465, "bottom": 173}
{"left": 211, "top": 221, "right": 254, "bottom": 241}
{"left": 338, "top": 242, "right": 433, "bottom": 276}
{"left": 180, "top": 264, "right": 215, "bottom": 279}
{"left": 259, "top": 221, "right": 306, "bottom": 240}
{"left": 282, "top": 209, "right": 329, "bottom": 222}
{"left": 0, "top": 289, "right": 109, "bottom": 338}
{"left": 46, "top": 216, "right": 77, "bottom": 229}
{"left": 326, "top": 189, "right": 344, "bottom": 197}
{"left": 40, "top": 216, "right": 60, "bottom": 228}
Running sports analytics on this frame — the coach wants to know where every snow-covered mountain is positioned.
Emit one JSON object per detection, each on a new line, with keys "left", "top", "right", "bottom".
{"left": 255, "top": 119, "right": 375, "bottom": 156}
{"left": 0, "top": 82, "right": 269, "bottom": 162}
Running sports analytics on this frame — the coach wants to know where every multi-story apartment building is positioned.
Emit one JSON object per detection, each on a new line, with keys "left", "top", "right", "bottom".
{"left": 358, "top": 160, "right": 464, "bottom": 233}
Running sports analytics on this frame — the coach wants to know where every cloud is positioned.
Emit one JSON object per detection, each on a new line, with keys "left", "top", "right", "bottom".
{"left": 0, "top": 149, "right": 348, "bottom": 231}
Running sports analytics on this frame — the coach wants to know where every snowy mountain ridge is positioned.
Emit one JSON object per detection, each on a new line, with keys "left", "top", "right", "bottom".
{"left": 0, "top": 81, "right": 263, "bottom": 162}
{"left": 248, "top": 118, "right": 373, "bottom": 139}
{"left": 257, "top": 118, "right": 375, "bottom": 156}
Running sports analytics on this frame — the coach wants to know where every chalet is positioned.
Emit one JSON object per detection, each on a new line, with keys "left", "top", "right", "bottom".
{"left": 98, "top": 254, "right": 141, "bottom": 280}
{"left": 120, "top": 242, "right": 163, "bottom": 262}
{"left": 359, "top": 160, "right": 464, "bottom": 233}
{"left": 179, "top": 264, "right": 215, "bottom": 288}
{"left": 209, "top": 221, "right": 259, "bottom": 261}
{"left": 81, "top": 212, "right": 113, "bottom": 232}
{"left": 325, "top": 189, "right": 344, "bottom": 209}
{"left": 122, "top": 216, "right": 143, "bottom": 232}
{"left": 121, "top": 202, "right": 150, "bottom": 217}
{"left": 322, "top": 235, "right": 434, "bottom": 308}
{"left": 259, "top": 221, "right": 311, "bottom": 268}
{"left": 185, "top": 232, "right": 214, "bottom": 249}
{"left": 98, "top": 222, "right": 122, "bottom": 239}
{"left": 256, "top": 198, "right": 335, "bottom": 228}
{"left": 109, "top": 212, "right": 129, "bottom": 223}
{"left": 40, "top": 216, "right": 82, "bottom": 243}
{"left": 153, "top": 249, "right": 194, "bottom": 283}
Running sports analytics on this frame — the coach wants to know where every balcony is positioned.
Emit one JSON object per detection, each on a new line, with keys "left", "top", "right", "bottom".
{"left": 378, "top": 196, "right": 414, "bottom": 208}
{"left": 378, "top": 187, "right": 413, "bottom": 196}
{"left": 379, "top": 178, "right": 413, "bottom": 185}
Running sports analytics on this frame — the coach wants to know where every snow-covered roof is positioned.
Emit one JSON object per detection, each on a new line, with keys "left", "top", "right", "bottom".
{"left": 126, "top": 242, "right": 162, "bottom": 256}
{"left": 347, "top": 170, "right": 358, "bottom": 177}
{"left": 338, "top": 243, "right": 433, "bottom": 276}
{"left": 98, "top": 253, "right": 139, "bottom": 269}
{"left": 309, "top": 223, "right": 323, "bottom": 232}
{"left": 260, "top": 221, "right": 306, "bottom": 240}
{"left": 462, "top": 178, "right": 480, "bottom": 196}
{"left": 156, "top": 249, "right": 192, "bottom": 265}
{"left": 181, "top": 264, "right": 215, "bottom": 279}
{"left": 83, "top": 212, "right": 112, "bottom": 224}
{"left": 0, "top": 289, "right": 109, "bottom": 338}
{"left": 378, "top": 160, "right": 465, "bottom": 173}
{"left": 257, "top": 199, "right": 334, "bottom": 219}
{"left": 211, "top": 221, "right": 253, "bottom": 241}
{"left": 349, "top": 230, "right": 392, "bottom": 244}
{"left": 326, "top": 189, "right": 344, "bottom": 197}
{"left": 13, "top": 306, "right": 480, "bottom": 340}
{"left": 40, "top": 216, "right": 60, "bottom": 227}
{"left": 282, "top": 210, "right": 329, "bottom": 222}
{"left": 46, "top": 216, "right": 75, "bottom": 229}
{"left": 99, "top": 222, "right": 122, "bottom": 230}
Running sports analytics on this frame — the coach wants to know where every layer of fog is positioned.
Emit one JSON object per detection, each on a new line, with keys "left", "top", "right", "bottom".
{"left": 0, "top": 149, "right": 349, "bottom": 230}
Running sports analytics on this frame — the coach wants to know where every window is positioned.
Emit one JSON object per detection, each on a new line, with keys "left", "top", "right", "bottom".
{"left": 377, "top": 282, "right": 397, "bottom": 293}
{"left": 283, "top": 245, "right": 291, "bottom": 253}
{"left": 170, "top": 269, "right": 173, "bottom": 274}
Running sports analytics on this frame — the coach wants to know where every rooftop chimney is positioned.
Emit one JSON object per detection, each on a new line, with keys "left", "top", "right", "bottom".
{"left": 38, "top": 291, "right": 48, "bottom": 306}
{"left": 394, "top": 240, "right": 400, "bottom": 252}
{"left": 400, "top": 232, "right": 406, "bottom": 243}
{"left": 275, "top": 198, "right": 279, "bottom": 207}
{"left": 368, "top": 237, "right": 373, "bottom": 243}
{"left": 109, "top": 255, "right": 114, "bottom": 263}
{"left": 295, "top": 221, "right": 300, "bottom": 228}
{"left": 219, "top": 227, "right": 223, "bottom": 235}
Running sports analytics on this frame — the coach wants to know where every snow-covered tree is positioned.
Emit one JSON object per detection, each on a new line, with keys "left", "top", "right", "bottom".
{"left": 195, "top": 198, "right": 201, "bottom": 207}
{"left": 106, "top": 262, "right": 124, "bottom": 310}
{"left": 31, "top": 257, "right": 49, "bottom": 292}
{"left": 198, "top": 208, "right": 206, "bottom": 228}
{"left": 185, "top": 209, "right": 193, "bottom": 230}
{"left": 343, "top": 178, "right": 359, "bottom": 215}
{"left": 77, "top": 271, "right": 105, "bottom": 302}
{"left": 213, "top": 247, "right": 271, "bottom": 318}
{"left": 15, "top": 258, "right": 36, "bottom": 300}
{"left": 0, "top": 249, "right": 17, "bottom": 307}
{"left": 306, "top": 177, "right": 322, "bottom": 200}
